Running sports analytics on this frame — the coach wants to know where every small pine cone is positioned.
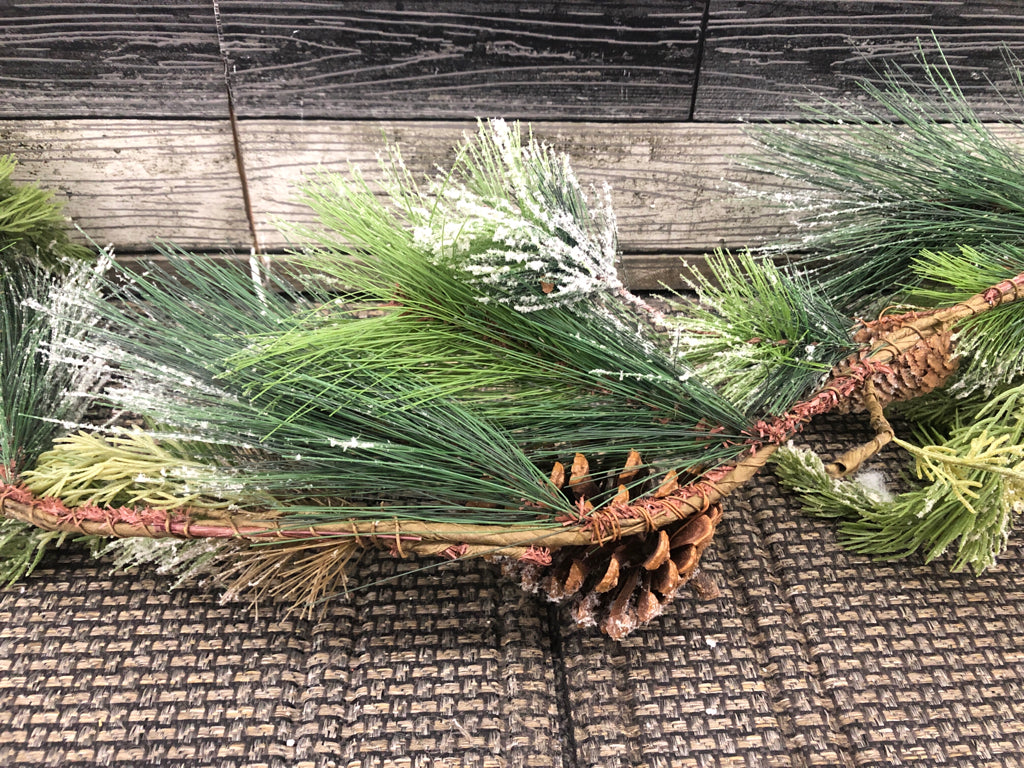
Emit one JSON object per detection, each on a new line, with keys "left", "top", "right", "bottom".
{"left": 534, "top": 503, "right": 724, "bottom": 639}
{"left": 838, "top": 310, "right": 959, "bottom": 413}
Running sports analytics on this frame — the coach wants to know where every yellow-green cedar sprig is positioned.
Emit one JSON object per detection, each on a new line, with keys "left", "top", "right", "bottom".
{"left": 774, "top": 382, "right": 1024, "bottom": 575}
{"left": 22, "top": 429, "right": 247, "bottom": 510}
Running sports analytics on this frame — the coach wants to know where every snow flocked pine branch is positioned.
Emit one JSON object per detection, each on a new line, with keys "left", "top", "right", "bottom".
{"left": 0, "top": 157, "right": 107, "bottom": 586}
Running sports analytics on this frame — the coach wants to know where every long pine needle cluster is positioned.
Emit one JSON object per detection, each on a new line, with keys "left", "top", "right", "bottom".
{"left": 71, "top": 123, "right": 753, "bottom": 530}
{"left": 746, "top": 45, "right": 1024, "bottom": 311}
{"left": 0, "top": 162, "right": 105, "bottom": 583}
{"left": 666, "top": 249, "right": 857, "bottom": 417}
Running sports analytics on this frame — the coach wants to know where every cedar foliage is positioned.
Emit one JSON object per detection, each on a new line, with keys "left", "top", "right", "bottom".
{"left": 774, "top": 379, "right": 1024, "bottom": 576}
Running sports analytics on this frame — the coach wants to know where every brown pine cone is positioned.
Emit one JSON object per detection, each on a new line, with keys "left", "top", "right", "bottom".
{"left": 837, "top": 309, "right": 959, "bottom": 412}
{"left": 528, "top": 503, "right": 724, "bottom": 639}
{"left": 500, "top": 451, "right": 725, "bottom": 639}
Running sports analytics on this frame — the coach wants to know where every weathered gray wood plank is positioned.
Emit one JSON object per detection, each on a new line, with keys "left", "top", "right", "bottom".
{"left": 218, "top": 1, "right": 705, "bottom": 120}
{"left": 20, "top": 118, "right": 977, "bottom": 287}
{"left": 4, "top": 118, "right": 800, "bottom": 283}
{"left": 0, "top": 1, "right": 226, "bottom": 118}
{"left": 238, "top": 120, "right": 793, "bottom": 257}
{"left": 0, "top": 120, "right": 251, "bottom": 250}
{"left": 697, "top": 0, "right": 1024, "bottom": 121}
{"left": 10, "top": 118, "right": 1015, "bottom": 287}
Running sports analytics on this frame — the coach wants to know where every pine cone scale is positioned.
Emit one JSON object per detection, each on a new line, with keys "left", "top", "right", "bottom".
{"left": 838, "top": 310, "right": 959, "bottom": 412}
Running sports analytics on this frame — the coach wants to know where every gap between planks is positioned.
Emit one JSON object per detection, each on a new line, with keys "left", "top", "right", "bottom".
{"left": 110, "top": 249, "right": 722, "bottom": 292}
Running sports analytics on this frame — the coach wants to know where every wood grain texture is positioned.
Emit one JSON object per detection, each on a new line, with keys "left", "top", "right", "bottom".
{"left": 238, "top": 120, "right": 794, "bottom": 257}
{"left": 0, "top": 120, "right": 251, "bottom": 250}
{"left": 218, "top": 1, "right": 705, "bottom": 120}
{"left": 0, "top": 0, "right": 226, "bottom": 118}
{"left": 697, "top": 0, "right": 1024, "bottom": 121}
{"left": 9, "top": 118, "right": 1017, "bottom": 287}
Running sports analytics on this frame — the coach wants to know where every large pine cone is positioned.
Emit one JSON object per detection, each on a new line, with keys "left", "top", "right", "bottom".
{"left": 837, "top": 309, "right": 958, "bottom": 413}
{"left": 504, "top": 504, "right": 723, "bottom": 639}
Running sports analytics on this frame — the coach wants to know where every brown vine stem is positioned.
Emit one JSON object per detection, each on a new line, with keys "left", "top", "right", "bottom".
{"left": 0, "top": 444, "right": 776, "bottom": 555}
{"left": 825, "top": 380, "right": 894, "bottom": 477}
{"left": 2, "top": 270, "right": 1023, "bottom": 556}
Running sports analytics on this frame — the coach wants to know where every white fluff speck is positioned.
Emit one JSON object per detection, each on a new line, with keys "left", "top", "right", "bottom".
{"left": 854, "top": 470, "right": 894, "bottom": 502}
{"left": 328, "top": 436, "right": 376, "bottom": 451}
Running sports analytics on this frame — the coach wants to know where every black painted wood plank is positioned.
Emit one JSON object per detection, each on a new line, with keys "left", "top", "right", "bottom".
{"left": 218, "top": 1, "right": 705, "bottom": 120}
{"left": 696, "top": 0, "right": 1024, "bottom": 121}
{"left": 0, "top": 0, "right": 227, "bottom": 118}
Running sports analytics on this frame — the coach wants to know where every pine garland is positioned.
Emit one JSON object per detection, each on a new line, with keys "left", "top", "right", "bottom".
{"left": 3, "top": 47, "right": 1024, "bottom": 637}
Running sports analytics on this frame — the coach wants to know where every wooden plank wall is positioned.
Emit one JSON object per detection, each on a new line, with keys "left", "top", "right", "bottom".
{"left": 2, "top": 1, "right": 1022, "bottom": 288}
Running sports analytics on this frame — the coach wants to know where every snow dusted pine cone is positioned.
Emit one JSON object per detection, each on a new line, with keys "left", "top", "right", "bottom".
{"left": 838, "top": 308, "right": 959, "bottom": 413}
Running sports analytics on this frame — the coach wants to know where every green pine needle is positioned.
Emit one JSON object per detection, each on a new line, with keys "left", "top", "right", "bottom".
{"left": 0, "top": 166, "right": 104, "bottom": 586}
{"left": 893, "top": 384, "right": 1018, "bottom": 435}
{"left": 259, "top": 121, "right": 752, "bottom": 498}
{"left": 1, "top": 258, "right": 107, "bottom": 473}
{"left": 64, "top": 122, "right": 755, "bottom": 528}
{"left": 0, "top": 155, "right": 92, "bottom": 269}
{"left": 746, "top": 42, "right": 1024, "bottom": 312}
{"left": 909, "top": 244, "right": 1024, "bottom": 395}
{"left": 85, "top": 252, "right": 576, "bottom": 521}
{"left": 667, "top": 249, "right": 857, "bottom": 417}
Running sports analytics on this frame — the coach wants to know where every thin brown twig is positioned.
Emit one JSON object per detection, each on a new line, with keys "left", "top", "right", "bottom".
{"left": 0, "top": 443, "right": 777, "bottom": 555}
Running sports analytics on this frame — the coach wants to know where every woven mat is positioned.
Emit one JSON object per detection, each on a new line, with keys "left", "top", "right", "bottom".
{"left": 2, "top": 415, "right": 1024, "bottom": 768}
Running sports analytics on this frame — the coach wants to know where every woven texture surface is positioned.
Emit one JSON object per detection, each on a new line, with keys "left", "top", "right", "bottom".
{"left": 2, "top": 414, "right": 1024, "bottom": 768}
